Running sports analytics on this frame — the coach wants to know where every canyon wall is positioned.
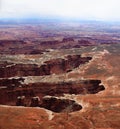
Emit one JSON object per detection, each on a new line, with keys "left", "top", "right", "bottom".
{"left": 0, "top": 55, "right": 92, "bottom": 78}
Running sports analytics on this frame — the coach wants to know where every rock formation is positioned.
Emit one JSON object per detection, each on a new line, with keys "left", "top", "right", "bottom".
{"left": 62, "top": 38, "right": 74, "bottom": 42}
{"left": 0, "top": 79, "right": 105, "bottom": 106}
{"left": 30, "top": 96, "right": 40, "bottom": 107}
{"left": 78, "top": 40, "right": 91, "bottom": 46}
{"left": 40, "top": 96, "right": 82, "bottom": 113}
{"left": 0, "top": 55, "right": 92, "bottom": 78}
{"left": 16, "top": 96, "right": 26, "bottom": 106}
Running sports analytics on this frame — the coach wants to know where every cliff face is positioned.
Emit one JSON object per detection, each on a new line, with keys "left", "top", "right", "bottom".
{"left": 0, "top": 23, "right": 120, "bottom": 129}
{"left": 19, "top": 95, "right": 83, "bottom": 113}
{"left": 0, "top": 79, "right": 105, "bottom": 106}
{"left": 0, "top": 54, "right": 105, "bottom": 110}
{"left": 0, "top": 51, "right": 106, "bottom": 114}
{"left": 62, "top": 38, "right": 74, "bottom": 42}
{"left": 40, "top": 96, "right": 82, "bottom": 113}
{"left": 78, "top": 40, "right": 92, "bottom": 46}
{"left": 0, "top": 38, "right": 84, "bottom": 54}
{"left": 0, "top": 55, "right": 92, "bottom": 78}
{"left": 0, "top": 78, "right": 24, "bottom": 87}
{"left": 40, "top": 40, "right": 59, "bottom": 46}
{"left": 26, "top": 80, "right": 104, "bottom": 96}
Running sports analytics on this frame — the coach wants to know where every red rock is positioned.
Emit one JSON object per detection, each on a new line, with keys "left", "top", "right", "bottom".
{"left": 0, "top": 55, "right": 92, "bottom": 78}
{"left": 62, "top": 38, "right": 74, "bottom": 42}
{"left": 40, "top": 96, "right": 82, "bottom": 113}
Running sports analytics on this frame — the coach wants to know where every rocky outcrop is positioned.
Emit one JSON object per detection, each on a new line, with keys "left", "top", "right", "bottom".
{"left": 0, "top": 55, "right": 92, "bottom": 78}
{"left": 30, "top": 49, "right": 49, "bottom": 54}
{"left": 0, "top": 38, "right": 95, "bottom": 54}
{"left": 0, "top": 40, "right": 27, "bottom": 54}
{"left": 0, "top": 79, "right": 105, "bottom": 105}
{"left": 0, "top": 40, "right": 25, "bottom": 46}
{"left": 25, "top": 80, "right": 105, "bottom": 96}
{"left": 30, "top": 50, "right": 43, "bottom": 54}
{"left": 40, "top": 96, "right": 82, "bottom": 113}
{"left": 16, "top": 96, "right": 26, "bottom": 106}
{"left": 78, "top": 40, "right": 91, "bottom": 46}
{"left": 30, "top": 96, "right": 40, "bottom": 107}
{"left": 0, "top": 78, "right": 24, "bottom": 88}
{"left": 62, "top": 38, "right": 74, "bottom": 42}
{"left": 40, "top": 40, "right": 59, "bottom": 46}
{"left": 15, "top": 95, "right": 82, "bottom": 113}
{"left": 0, "top": 64, "right": 41, "bottom": 78}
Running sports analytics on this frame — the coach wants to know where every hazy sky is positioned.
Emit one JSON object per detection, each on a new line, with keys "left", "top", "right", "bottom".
{"left": 0, "top": 0, "right": 120, "bottom": 21}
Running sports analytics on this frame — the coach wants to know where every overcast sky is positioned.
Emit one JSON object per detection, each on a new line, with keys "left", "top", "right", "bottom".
{"left": 0, "top": 0, "right": 120, "bottom": 21}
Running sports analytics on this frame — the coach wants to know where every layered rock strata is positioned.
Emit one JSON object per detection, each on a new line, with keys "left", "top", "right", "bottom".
{"left": 0, "top": 55, "right": 92, "bottom": 78}
{"left": 0, "top": 79, "right": 105, "bottom": 105}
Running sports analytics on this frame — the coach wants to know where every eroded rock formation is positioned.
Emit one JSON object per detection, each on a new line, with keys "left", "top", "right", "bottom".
{"left": 0, "top": 79, "right": 105, "bottom": 106}
{"left": 78, "top": 40, "right": 91, "bottom": 46}
{"left": 15, "top": 95, "right": 82, "bottom": 113}
{"left": 0, "top": 78, "right": 24, "bottom": 87}
{"left": 30, "top": 96, "right": 40, "bottom": 107}
{"left": 40, "top": 96, "right": 82, "bottom": 113}
{"left": 0, "top": 55, "right": 92, "bottom": 78}
{"left": 0, "top": 53, "right": 105, "bottom": 113}
{"left": 62, "top": 38, "right": 74, "bottom": 42}
{"left": 40, "top": 40, "right": 59, "bottom": 46}
{"left": 16, "top": 96, "right": 26, "bottom": 106}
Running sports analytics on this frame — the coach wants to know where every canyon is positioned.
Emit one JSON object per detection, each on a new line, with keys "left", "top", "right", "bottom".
{"left": 0, "top": 54, "right": 104, "bottom": 112}
{"left": 0, "top": 55, "right": 92, "bottom": 78}
{"left": 0, "top": 22, "right": 119, "bottom": 129}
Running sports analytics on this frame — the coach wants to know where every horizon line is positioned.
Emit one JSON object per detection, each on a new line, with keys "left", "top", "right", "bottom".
{"left": 0, "top": 17, "right": 120, "bottom": 23}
